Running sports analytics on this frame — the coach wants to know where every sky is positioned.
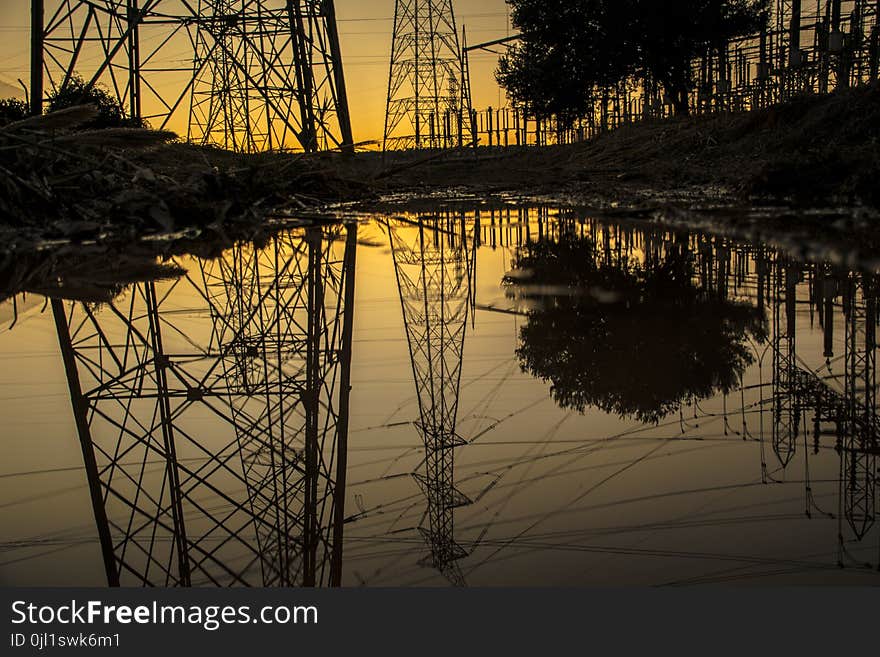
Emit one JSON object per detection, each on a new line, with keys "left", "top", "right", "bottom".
{"left": 0, "top": 0, "right": 514, "bottom": 142}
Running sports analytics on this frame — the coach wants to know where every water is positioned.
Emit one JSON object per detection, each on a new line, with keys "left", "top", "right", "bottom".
{"left": 1, "top": 205, "right": 878, "bottom": 587}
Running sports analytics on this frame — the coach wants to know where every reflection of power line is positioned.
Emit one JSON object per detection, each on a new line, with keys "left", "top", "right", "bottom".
{"left": 488, "top": 210, "right": 878, "bottom": 568}
{"left": 9, "top": 209, "right": 876, "bottom": 583}
{"left": 34, "top": 1, "right": 353, "bottom": 152}
{"left": 387, "top": 214, "right": 476, "bottom": 586}
{"left": 763, "top": 257, "right": 878, "bottom": 565}
{"left": 51, "top": 225, "right": 358, "bottom": 586}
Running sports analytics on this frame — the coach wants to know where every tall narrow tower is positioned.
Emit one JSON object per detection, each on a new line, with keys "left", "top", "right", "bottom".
{"left": 841, "top": 272, "right": 878, "bottom": 543}
{"left": 384, "top": 0, "right": 467, "bottom": 150}
{"left": 34, "top": 1, "right": 353, "bottom": 152}
{"left": 388, "top": 214, "right": 476, "bottom": 585}
{"left": 771, "top": 260, "right": 802, "bottom": 468}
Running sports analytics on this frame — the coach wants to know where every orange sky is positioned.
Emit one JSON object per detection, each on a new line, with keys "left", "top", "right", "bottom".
{"left": 0, "top": 0, "right": 514, "bottom": 143}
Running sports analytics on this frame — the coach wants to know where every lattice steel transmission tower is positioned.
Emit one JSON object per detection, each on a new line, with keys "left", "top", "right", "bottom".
{"left": 771, "top": 260, "right": 803, "bottom": 468}
{"left": 762, "top": 262, "right": 878, "bottom": 562}
{"left": 32, "top": 1, "right": 353, "bottom": 152}
{"left": 388, "top": 215, "right": 476, "bottom": 585}
{"left": 383, "top": 0, "right": 468, "bottom": 150}
{"left": 52, "top": 225, "right": 358, "bottom": 586}
{"left": 840, "top": 272, "right": 878, "bottom": 543}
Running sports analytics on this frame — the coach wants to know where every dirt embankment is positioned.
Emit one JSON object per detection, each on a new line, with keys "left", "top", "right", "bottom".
{"left": 366, "top": 83, "right": 880, "bottom": 208}
{"left": 0, "top": 106, "right": 372, "bottom": 248}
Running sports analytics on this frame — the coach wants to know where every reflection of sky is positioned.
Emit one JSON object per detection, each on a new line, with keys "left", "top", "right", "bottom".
{"left": 0, "top": 1, "right": 513, "bottom": 142}
{"left": 0, "top": 211, "right": 878, "bottom": 587}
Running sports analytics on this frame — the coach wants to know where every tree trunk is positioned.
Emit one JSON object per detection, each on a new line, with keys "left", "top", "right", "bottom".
{"left": 669, "top": 85, "right": 690, "bottom": 117}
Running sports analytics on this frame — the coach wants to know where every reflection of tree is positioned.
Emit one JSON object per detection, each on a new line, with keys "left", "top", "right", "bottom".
{"left": 505, "top": 235, "right": 768, "bottom": 423}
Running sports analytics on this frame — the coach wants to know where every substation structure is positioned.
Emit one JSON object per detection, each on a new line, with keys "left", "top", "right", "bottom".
{"left": 392, "top": 0, "right": 879, "bottom": 149}
{"left": 30, "top": 1, "right": 354, "bottom": 152}
{"left": 42, "top": 207, "right": 880, "bottom": 578}
{"left": 52, "top": 225, "right": 358, "bottom": 586}
{"left": 768, "top": 260, "right": 878, "bottom": 564}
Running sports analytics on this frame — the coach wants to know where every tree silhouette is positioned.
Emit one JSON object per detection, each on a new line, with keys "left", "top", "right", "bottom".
{"left": 0, "top": 98, "right": 28, "bottom": 126}
{"left": 505, "top": 234, "right": 767, "bottom": 423}
{"left": 497, "top": 0, "right": 769, "bottom": 120}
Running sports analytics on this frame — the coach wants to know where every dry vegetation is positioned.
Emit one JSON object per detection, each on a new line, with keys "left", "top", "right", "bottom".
{"left": 0, "top": 106, "right": 371, "bottom": 247}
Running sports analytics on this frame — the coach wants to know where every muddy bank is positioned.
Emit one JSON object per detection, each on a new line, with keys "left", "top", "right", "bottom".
{"left": 0, "top": 106, "right": 371, "bottom": 252}
{"left": 1, "top": 85, "right": 879, "bottom": 270}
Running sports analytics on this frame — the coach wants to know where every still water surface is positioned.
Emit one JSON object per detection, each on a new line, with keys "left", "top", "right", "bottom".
{"left": 0, "top": 206, "right": 878, "bottom": 586}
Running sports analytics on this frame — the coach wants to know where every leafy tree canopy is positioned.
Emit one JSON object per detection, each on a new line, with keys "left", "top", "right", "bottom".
{"left": 0, "top": 98, "right": 28, "bottom": 126}
{"left": 497, "top": 0, "right": 769, "bottom": 121}
{"left": 504, "top": 234, "right": 767, "bottom": 424}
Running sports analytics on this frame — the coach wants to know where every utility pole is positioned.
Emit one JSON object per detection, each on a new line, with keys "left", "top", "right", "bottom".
{"left": 30, "top": 0, "right": 43, "bottom": 116}
{"left": 790, "top": 0, "right": 803, "bottom": 66}
{"left": 771, "top": 260, "right": 802, "bottom": 469}
{"left": 841, "top": 273, "right": 878, "bottom": 543}
{"left": 322, "top": 0, "right": 355, "bottom": 152}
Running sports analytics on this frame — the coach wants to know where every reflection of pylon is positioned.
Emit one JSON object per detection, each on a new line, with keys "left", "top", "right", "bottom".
{"left": 841, "top": 273, "right": 877, "bottom": 542}
{"left": 761, "top": 260, "right": 877, "bottom": 562}
{"left": 35, "top": 1, "right": 353, "bottom": 152}
{"left": 52, "top": 225, "right": 357, "bottom": 586}
{"left": 772, "top": 261, "right": 802, "bottom": 468}
{"left": 388, "top": 215, "right": 475, "bottom": 585}
{"left": 383, "top": 1, "right": 467, "bottom": 150}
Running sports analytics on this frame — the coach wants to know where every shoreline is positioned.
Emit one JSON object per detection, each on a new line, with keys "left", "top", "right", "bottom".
{"left": 3, "top": 192, "right": 879, "bottom": 309}
{"left": 2, "top": 84, "right": 880, "bottom": 302}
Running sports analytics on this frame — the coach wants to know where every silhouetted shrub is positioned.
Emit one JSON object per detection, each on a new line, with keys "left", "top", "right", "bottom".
{"left": 46, "top": 75, "right": 145, "bottom": 129}
{"left": 0, "top": 98, "right": 28, "bottom": 126}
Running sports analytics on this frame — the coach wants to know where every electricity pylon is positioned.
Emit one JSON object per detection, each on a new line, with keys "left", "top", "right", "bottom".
{"left": 387, "top": 214, "right": 475, "bottom": 585}
{"left": 383, "top": 0, "right": 468, "bottom": 150}
{"left": 840, "top": 272, "right": 878, "bottom": 543}
{"left": 32, "top": 1, "right": 353, "bottom": 152}
{"left": 762, "top": 261, "right": 877, "bottom": 561}
{"left": 772, "top": 261, "right": 803, "bottom": 468}
{"left": 52, "top": 225, "right": 358, "bottom": 586}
